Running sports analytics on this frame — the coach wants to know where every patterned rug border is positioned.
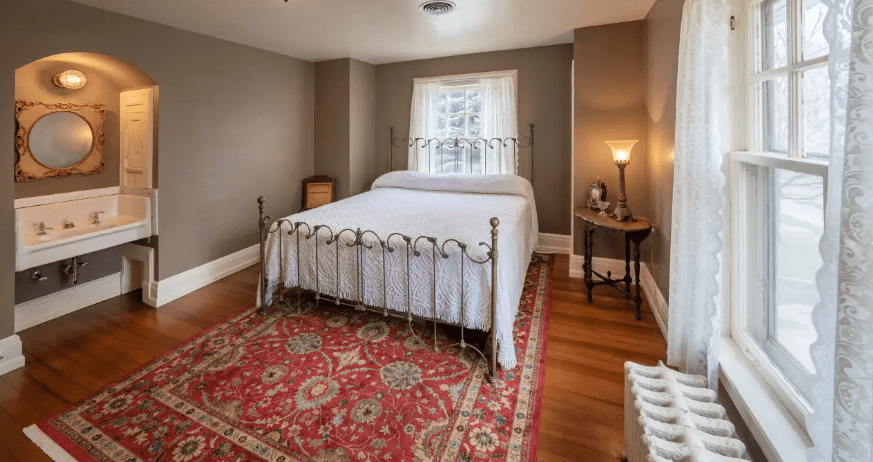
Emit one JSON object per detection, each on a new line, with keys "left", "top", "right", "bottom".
{"left": 26, "top": 303, "right": 259, "bottom": 461}
{"left": 25, "top": 254, "right": 555, "bottom": 461}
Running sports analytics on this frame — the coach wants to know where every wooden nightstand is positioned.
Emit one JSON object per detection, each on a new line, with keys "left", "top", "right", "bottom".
{"left": 302, "top": 176, "right": 335, "bottom": 210}
{"left": 574, "top": 207, "right": 653, "bottom": 320}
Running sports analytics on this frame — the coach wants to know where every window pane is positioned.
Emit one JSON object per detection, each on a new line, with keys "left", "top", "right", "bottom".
{"left": 448, "top": 115, "right": 464, "bottom": 137}
{"left": 439, "top": 146, "right": 464, "bottom": 173}
{"left": 437, "top": 92, "right": 447, "bottom": 114}
{"left": 762, "top": 0, "right": 788, "bottom": 71}
{"left": 466, "top": 89, "right": 482, "bottom": 113}
{"left": 763, "top": 76, "right": 789, "bottom": 153}
{"left": 438, "top": 114, "right": 447, "bottom": 133}
{"left": 772, "top": 169, "right": 823, "bottom": 374}
{"left": 447, "top": 91, "right": 465, "bottom": 114}
{"left": 470, "top": 146, "right": 483, "bottom": 174}
{"left": 803, "top": 66, "right": 831, "bottom": 158}
{"left": 802, "top": 0, "right": 829, "bottom": 60}
{"left": 467, "top": 114, "right": 481, "bottom": 138}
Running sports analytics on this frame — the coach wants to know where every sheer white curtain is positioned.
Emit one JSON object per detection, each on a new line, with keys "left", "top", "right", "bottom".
{"left": 807, "top": 0, "right": 852, "bottom": 458}
{"left": 667, "top": 0, "right": 730, "bottom": 388}
{"left": 808, "top": 0, "right": 873, "bottom": 459}
{"left": 408, "top": 81, "right": 441, "bottom": 172}
{"left": 480, "top": 75, "right": 518, "bottom": 174}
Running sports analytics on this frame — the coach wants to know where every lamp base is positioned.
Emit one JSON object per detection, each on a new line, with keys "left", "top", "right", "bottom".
{"left": 612, "top": 203, "right": 634, "bottom": 222}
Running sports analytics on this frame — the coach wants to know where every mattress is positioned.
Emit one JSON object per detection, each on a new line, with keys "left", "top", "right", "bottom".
{"left": 261, "top": 171, "right": 538, "bottom": 369}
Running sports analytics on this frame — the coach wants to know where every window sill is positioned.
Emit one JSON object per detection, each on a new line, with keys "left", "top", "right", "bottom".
{"left": 719, "top": 337, "right": 812, "bottom": 462}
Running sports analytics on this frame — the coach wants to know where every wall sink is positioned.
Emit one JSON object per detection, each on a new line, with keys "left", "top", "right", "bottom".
{"left": 15, "top": 194, "right": 152, "bottom": 272}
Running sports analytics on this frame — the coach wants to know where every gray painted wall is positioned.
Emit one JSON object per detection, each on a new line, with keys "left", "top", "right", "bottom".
{"left": 2, "top": 0, "right": 315, "bottom": 337}
{"left": 1, "top": 0, "right": 15, "bottom": 340}
{"left": 315, "top": 59, "right": 352, "bottom": 199}
{"left": 349, "top": 59, "right": 378, "bottom": 196}
{"left": 314, "top": 58, "right": 378, "bottom": 199}
{"left": 573, "top": 21, "right": 650, "bottom": 259}
{"left": 644, "top": 0, "right": 682, "bottom": 304}
{"left": 375, "top": 45, "right": 574, "bottom": 235}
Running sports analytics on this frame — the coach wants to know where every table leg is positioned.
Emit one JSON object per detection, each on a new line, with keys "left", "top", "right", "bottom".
{"left": 584, "top": 225, "right": 594, "bottom": 303}
{"left": 624, "top": 233, "right": 632, "bottom": 296}
{"left": 631, "top": 234, "right": 643, "bottom": 321}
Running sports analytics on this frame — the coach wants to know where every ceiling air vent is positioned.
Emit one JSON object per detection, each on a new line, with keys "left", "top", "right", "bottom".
{"left": 420, "top": 0, "right": 456, "bottom": 15}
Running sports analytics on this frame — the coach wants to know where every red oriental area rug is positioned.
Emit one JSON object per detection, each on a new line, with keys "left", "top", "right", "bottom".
{"left": 24, "top": 254, "right": 553, "bottom": 462}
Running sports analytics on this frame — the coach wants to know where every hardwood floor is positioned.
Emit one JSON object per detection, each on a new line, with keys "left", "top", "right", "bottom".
{"left": 0, "top": 254, "right": 667, "bottom": 461}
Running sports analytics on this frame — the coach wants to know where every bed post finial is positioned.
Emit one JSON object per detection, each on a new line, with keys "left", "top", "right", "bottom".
{"left": 258, "top": 196, "right": 269, "bottom": 316}
{"left": 489, "top": 216, "right": 499, "bottom": 383}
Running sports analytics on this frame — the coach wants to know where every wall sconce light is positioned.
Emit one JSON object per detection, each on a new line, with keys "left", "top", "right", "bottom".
{"left": 53, "top": 70, "right": 87, "bottom": 89}
{"left": 605, "top": 140, "right": 638, "bottom": 222}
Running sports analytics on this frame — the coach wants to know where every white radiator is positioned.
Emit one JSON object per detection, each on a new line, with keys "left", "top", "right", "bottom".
{"left": 624, "top": 361, "right": 750, "bottom": 462}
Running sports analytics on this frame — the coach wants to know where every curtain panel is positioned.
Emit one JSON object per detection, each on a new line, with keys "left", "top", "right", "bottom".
{"left": 667, "top": 0, "right": 730, "bottom": 389}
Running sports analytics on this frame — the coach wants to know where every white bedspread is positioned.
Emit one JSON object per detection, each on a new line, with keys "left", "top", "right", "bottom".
{"left": 262, "top": 172, "right": 537, "bottom": 369}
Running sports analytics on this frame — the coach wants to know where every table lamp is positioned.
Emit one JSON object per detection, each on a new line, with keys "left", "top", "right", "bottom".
{"left": 605, "top": 140, "right": 637, "bottom": 222}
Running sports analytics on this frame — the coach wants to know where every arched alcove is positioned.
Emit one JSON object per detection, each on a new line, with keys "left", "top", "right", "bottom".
{"left": 12, "top": 52, "right": 160, "bottom": 311}
{"left": 15, "top": 52, "right": 159, "bottom": 199}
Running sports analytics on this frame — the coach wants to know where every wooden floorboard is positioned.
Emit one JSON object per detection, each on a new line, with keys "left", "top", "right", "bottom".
{"left": 0, "top": 254, "right": 666, "bottom": 461}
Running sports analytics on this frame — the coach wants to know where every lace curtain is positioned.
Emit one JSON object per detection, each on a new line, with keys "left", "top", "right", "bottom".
{"left": 408, "top": 81, "right": 441, "bottom": 172}
{"left": 667, "top": 0, "right": 729, "bottom": 389}
{"left": 480, "top": 75, "right": 518, "bottom": 174}
{"left": 807, "top": 0, "right": 852, "bottom": 458}
{"left": 408, "top": 75, "right": 517, "bottom": 174}
{"left": 808, "top": 0, "right": 873, "bottom": 459}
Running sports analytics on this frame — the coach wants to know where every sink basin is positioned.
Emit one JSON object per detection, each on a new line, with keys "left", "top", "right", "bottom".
{"left": 15, "top": 193, "right": 152, "bottom": 271}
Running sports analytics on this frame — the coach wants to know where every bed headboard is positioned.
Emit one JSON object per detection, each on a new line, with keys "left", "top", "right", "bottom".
{"left": 389, "top": 123, "right": 535, "bottom": 187}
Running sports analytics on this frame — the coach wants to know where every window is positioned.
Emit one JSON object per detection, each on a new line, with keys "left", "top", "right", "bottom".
{"left": 751, "top": 0, "right": 830, "bottom": 158}
{"left": 731, "top": 0, "right": 830, "bottom": 426}
{"left": 435, "top": 84, "right": 484, "bottom": 173}
{"left": 408, "top": 70, "right": 517, "bottom": 175}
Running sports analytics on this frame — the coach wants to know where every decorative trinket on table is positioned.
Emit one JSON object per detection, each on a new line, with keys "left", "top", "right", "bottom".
{"left": 587, "top": 179, "right": 608, "bottom": 210}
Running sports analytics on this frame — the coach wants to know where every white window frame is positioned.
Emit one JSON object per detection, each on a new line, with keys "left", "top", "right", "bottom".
{"left": 729, "top": 151, "right": 827, "bottom": 427}
{"left": 723, "top": 1, "right": 830, "bottom": 458}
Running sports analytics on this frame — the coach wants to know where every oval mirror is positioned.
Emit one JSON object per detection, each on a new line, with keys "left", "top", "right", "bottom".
{"left": 28, "top": 111, "right": 93, "bottom": 169}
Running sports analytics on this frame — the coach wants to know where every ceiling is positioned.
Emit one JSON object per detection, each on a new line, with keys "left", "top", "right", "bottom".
{"left": 67, "top": 0, "right": 657, "bottom": 65}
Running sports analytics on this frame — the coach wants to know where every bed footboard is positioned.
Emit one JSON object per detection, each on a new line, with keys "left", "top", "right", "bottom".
{"left": 257, "top": 196, "right": 501, "bottom": 383}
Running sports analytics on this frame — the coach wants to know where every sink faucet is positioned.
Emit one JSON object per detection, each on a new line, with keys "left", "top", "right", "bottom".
{"left": 33, "top": 222, "right": 53, "bottom": 236}
{"left": 91, "top": 211, "right": 105, "bottom": 225}
{"left": 62, "top": 219, "right": 75, "bottom": 229}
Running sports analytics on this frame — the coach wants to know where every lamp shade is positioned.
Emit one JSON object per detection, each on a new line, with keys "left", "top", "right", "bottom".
{"left": 53, "top": 70, "right": 87, "bottom": 89}
{"left": 605, "top": 140, "right": 637, "bottom": 166}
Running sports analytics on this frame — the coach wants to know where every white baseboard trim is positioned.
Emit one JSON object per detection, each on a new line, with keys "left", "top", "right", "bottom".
{"left": 150, "top": 244, "right": 260, "bottom": 308}
{"left": 640, "top": 264, "right": 669, "bottom": 338}
{"left": 0, "top": 335, "right": 25, "bottom": 376}
{"left": 15, "top": 273, "right": 122, "bottom": 333}
{"left": 568, "top": 255, "right": 627, "bottom": 279}
{"left": 536, "top": 233, "right": 572, "bottom": 255}
{"left": 568, "top": 255, "right": 669, "bottom": 338}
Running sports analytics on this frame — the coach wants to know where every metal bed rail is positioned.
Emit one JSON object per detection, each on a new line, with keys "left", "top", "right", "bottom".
{"left": 257, "top": 196, "right": 501, "bottom": 383}
{"left": 389, "top": 123, "right": 535, "bottom": 187}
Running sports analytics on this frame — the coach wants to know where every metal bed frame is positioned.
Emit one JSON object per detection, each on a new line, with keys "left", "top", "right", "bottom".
{"left": 258, "top": 125, "right": 535, "bottom": 383}
{"left": 390, "top": 124, "right": 535, "bottom": 186}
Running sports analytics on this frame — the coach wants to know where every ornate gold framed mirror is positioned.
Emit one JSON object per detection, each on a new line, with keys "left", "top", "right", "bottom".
{"left": 14, "top": 101, "right": 105, "bottom": 182}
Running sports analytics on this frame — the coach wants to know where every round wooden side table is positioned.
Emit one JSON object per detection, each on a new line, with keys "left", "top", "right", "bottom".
{"left": 574, "top": 207, "right": 653, "bottom": 320}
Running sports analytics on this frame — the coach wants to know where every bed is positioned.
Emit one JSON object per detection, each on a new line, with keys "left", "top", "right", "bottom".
{"left": 257, "top": 171, "right": 538, "bottom": 378}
